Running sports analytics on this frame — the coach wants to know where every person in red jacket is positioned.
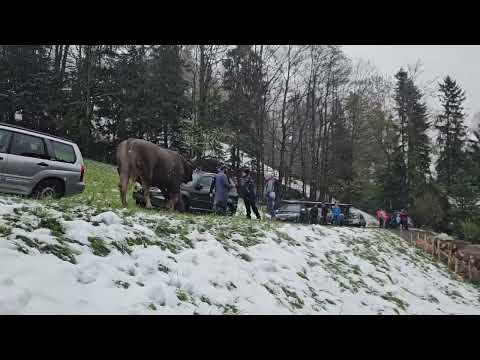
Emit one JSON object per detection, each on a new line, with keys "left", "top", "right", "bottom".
{"left": 384, "top": 211, "right": 391, "bottom": 229}
{"left": 400, "top": 209, "right": 408, "bottom": 231}
{"left": 376, "top": 209, "right": 385, "bottom": 228}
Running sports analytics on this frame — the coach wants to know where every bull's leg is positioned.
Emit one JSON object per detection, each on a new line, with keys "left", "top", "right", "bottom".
{"left": 119, "top": 172, "right": 129, "bottom": 208}
{"left": 143, "top": 182, "right": 153, "bottom": 209}
{"left": 167, "top": 192, "right": 179, "bottom": 211}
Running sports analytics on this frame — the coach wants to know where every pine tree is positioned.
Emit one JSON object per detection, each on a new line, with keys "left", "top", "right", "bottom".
{"left": 407, "top": 85, "right": 431, "bottom": 203}
{"left": 393, "top": 68, "right": 431, "bottom": 208}
{"left": 435, "top": 76, "right": 467, "bottom": 192}
{"left": 392, "top": 69, "right": 410, "bottom": 207}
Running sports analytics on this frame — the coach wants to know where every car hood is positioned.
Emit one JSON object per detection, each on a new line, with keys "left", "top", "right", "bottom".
{"left": 276, "top": 212, "right": 298, "bottom": 217}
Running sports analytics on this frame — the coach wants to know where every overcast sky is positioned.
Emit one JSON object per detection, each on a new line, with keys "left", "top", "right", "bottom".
{"left": 342, "top": 45, "right": 480, "bottom": 130}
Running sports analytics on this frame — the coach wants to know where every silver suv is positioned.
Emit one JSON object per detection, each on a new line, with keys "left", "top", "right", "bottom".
{"left": 0, "top": 123, "right": 86, "bottom": 199}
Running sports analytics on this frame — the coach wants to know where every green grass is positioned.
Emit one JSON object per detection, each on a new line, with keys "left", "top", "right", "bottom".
{"left": 176, "top": 290, "right": 189, "bottom": 302}
{"left": 53, "top": 159, "right": 135, "bottom": 210}
{"left": 88, "top": 236, "right": 111, "bottom": 257}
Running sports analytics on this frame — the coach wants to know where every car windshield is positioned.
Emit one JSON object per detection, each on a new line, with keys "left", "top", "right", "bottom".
{"left": 278, "top": 204, "right": 301, "bottom": 212}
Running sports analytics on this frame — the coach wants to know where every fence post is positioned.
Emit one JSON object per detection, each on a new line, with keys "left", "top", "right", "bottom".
{"left": 468, "top": 257, "right": 473, "bottom": 282}
{"left": 447, "top": 244, "right": 452, "bottom": 270}
{"left": 437, "top": 240, "right": 441, "bottom": 262}
{"left": 454, "top": 257, "right": 459, "bottom": 275}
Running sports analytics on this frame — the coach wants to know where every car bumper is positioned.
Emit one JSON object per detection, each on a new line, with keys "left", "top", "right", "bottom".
{"left": 65, "top": 182, "right": 86, "bottom": 196}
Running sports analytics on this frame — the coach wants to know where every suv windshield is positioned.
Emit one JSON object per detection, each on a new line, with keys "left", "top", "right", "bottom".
{"left": 197, "top": 176, "right": 213, "bottom": 188}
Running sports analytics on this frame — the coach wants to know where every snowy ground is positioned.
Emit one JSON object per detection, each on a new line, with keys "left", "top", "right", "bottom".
{"left": 0, "top": 195, "right": 479, "bottom": 315}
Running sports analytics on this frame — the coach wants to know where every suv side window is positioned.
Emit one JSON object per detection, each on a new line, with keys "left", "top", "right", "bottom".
{"left": 51, "top": 140, "right": 76, "bottom": 163}
{"left": 0, "top": 129, "right": 13, "bottom": 153}
{"left": 10, "top": 132, "right": 48, "bottom": 159}
{"left": 198, "top": 176, "right": 213, "bottom": 188}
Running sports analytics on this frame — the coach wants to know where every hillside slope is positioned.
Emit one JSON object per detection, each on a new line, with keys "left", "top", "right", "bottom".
{"left": 0, "top": 161, "right": 478, "bottom": 314}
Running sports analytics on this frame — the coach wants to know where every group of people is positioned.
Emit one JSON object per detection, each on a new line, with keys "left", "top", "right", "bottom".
{"left": 209, "top": 166, "right": 265, "bottom": 220}
{"left": 209, "top": 165, "right": 350, "bottom": 226}
{"left": 376, "top": 208, "right": 409, "bottom": 231}
{"left": 209, "top": 164, "right": 281, "bottom": 220}
{"left": 308, "top": 203, "right": 344, "bottom": 225}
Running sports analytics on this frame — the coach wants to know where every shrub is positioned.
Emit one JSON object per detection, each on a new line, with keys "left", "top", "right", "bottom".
{"left": 410, "top": 191, "right": 445, "bottom": 229}
{"left": 460, "top": 220, "right": 480, "bottom": 244}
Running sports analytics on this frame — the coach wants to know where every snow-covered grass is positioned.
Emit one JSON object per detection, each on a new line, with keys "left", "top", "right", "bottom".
{"left": 0, "top": 160, "right": 478, "bottom": 314}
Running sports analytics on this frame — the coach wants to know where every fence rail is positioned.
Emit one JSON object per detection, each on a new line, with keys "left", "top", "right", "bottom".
{"left": 395, "top": 229, "right": 480, "bottom": 283}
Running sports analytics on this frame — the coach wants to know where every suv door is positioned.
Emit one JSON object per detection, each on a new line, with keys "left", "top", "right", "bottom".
{"left": 0, "top": 129, "right": 13, "bottom": 192}
{"left": 189, "top": 175, "right": 214, "bottom": 211}
{"left": 3, "top": 131, "right": 51, "bottom": 194}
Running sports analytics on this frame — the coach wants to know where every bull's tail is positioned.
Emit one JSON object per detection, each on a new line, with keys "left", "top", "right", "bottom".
{"left": 116, "top": 139, "right": 137, "bottom": 207}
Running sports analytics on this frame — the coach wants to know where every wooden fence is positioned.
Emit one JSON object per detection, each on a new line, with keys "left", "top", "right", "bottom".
{"left": 395, "top": 229, "right": 480, "bottom": 283}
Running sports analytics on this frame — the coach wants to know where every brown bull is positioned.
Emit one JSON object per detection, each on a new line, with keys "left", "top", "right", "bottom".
{"left": 116, "top": 138, "right": 193, "bottom": 210}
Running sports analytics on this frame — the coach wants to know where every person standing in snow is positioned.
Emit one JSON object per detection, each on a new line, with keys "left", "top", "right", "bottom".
{"left": 209, "top": 166, "right": 231, "bottom": 215}
{"left": 239, "top": 168, "right": 261, "bottom": 220}
{"left": 264, "top": 175, "right": 276, "bottom": 219}
{"left": 395, "top": 211, "right": 401, "bottom": 228}
{"left": 384, "top": 211, "right": 391, "bottom": 229}
{"left": 376, "top": 209, "right": 382, "bottom": 227}
{"left": 321, "top": 203, "right": 328, "bottom": 225}
{"left": 310, "top": 204, "right": 319, "bottom": 225}
{"left": 332, "top": 203, "right": 343, "bottom": 226}
{"left": 400, "top": 209, "right": 408, "bottom": 231}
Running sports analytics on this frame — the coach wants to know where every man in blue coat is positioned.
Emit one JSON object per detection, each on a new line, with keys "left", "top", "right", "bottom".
{"left": 331, "top": 203, "right": 343, "bottom": 226}
{"left": 209, "top": 166, "right": 231, "bottom": 215}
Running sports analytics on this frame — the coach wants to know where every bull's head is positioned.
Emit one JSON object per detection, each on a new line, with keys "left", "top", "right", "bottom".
{"left": 182, "top": 157, "right": 194, "bottom": 183}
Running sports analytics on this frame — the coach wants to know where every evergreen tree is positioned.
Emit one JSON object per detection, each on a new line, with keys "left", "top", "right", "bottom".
{"left": 393, "top": 68, "right": 431, "bottom": 207}
{"left": 435, "top": 76, "right": 467, "bottom": 192}
{"left": 407, "top": 85, "right": 431, "bottom": 202}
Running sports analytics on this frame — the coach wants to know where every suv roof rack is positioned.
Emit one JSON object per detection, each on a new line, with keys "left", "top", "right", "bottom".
{"left": 0, "top": 122, "right": 73, "bottom": 142}
{"left": 282, "top": 199, "right": 353, "bottom": 207}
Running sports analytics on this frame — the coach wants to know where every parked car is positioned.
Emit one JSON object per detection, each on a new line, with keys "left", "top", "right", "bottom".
{"left": 275, "top": 200, "right": 365, "bottom": 227}
{"left": 344, "top": 211, "right": 366, "bottom": 227}
{"left": 275, "top": 202, "right": 304, "bottom": 223}
{"left": 133, "top": 171, "right": 239, "bottom": 215}
{"left": 0, "top": 122, "right": 86, "bottom": 199}
{"left": 275, "top": 200, "right": 321, "bottom": 223}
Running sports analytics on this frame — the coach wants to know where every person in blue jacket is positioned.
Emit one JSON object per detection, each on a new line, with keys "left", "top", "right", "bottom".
{"left": 331, "top": 203, "right": 343, "bottom": 226}
{"left": 209, "top": 166, "right": 231, "bottom": 215}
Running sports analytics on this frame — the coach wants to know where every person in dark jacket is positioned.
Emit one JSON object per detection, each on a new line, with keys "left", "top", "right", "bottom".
{"left": 209, "top": 166, "right": 230, "bottom": 215}
{"left": 310, "top": 204, "right": 319, "bottom": 225}
{"left": 400, "top": 209, "right": 408, "bottom": 231}
{"left": 321, "top": 203, "right": 328, "bottom": 225}
{"left": 239, "top": 168, "right": 261, "bottom": 220}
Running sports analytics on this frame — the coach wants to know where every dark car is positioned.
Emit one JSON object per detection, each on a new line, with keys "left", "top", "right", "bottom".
{"left": 133, "top": 171, "right": 239, "bottom": 216}
{"left": 275, "top": 200, "right": 322, "bottom": 223}
{"left": 275, "top": 202, "right": 304, "bottom": 223}
{"left": 275, "top": 200, "right": 365, "bottom": 227}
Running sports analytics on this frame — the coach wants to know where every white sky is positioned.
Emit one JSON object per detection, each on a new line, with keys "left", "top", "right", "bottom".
{"left": 342, "top": 45, "right": 480, "bottom": 130}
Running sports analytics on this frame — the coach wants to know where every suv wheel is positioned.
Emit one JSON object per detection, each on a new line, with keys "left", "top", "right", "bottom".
{"left": 182, "top": 196, "right": 190, "bottom": 212}
{"left": 32, "top": 179, "right": 64, "bottom": 199}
